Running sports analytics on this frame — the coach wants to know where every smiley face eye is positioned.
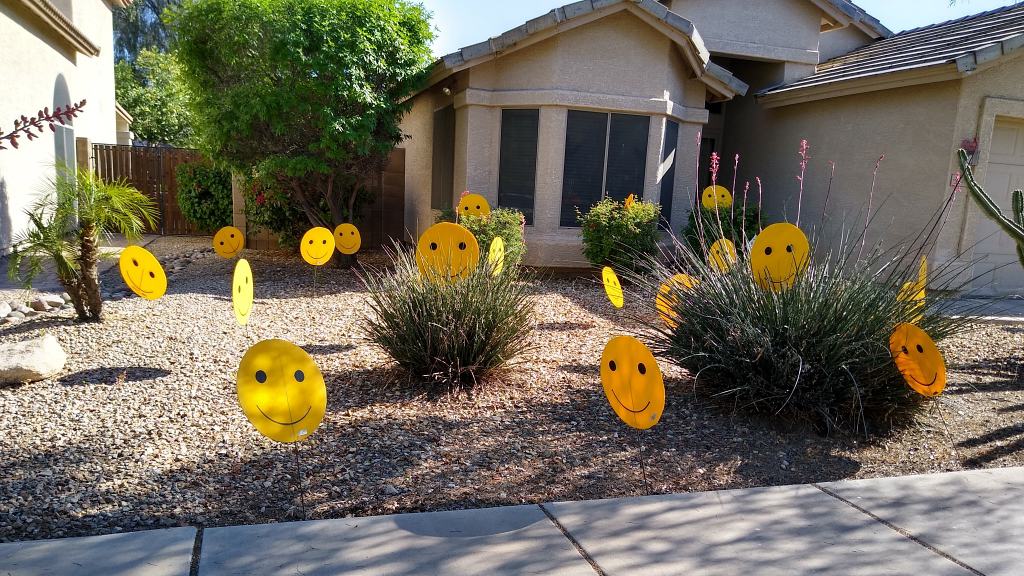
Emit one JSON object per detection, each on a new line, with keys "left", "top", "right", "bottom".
{"left": 458, "top": 242, "right": 467, "bottom": 251}
{"left": 230, "top": 233, "right": 235, "bottom": 238}
{"left": 294, "top": 370, "right": 305, "bottom": 382}
{"left": 220, "top": 241, "right": 225, "bottom": 245}
{"left": 476, "top": 205, "right": 481, "bottom": 209}
{"left": 916, "top": 344, "right": 924, "bottom": 353}
{"left": 609, "top": 360, "right": 617, "bottom": 371}
{"left": 132, "top": 259, "right": 139, "bottom": 267}
{"left": 351, "top": 231, "right": 355, "bottom": 236}
{"left": 430, "top": 242, "right": 438, "bottom": 251}
{"left": 464, "top": 206, "right": 469, "bottom": 211}
{"left": 638, "top": 362, "right": 647, "bottom": 375}
{"left": 308, "top": 240, "right": 313, "bottom": 245}
{"left": 322, "top": 240, "right": 327, "bottom": 245}
{"left": 901, "top": 346, "right": 909, "bottom": 355}
{"left": 764, "top": 247, "right": 773, "bottom": 256}
{"left": 786, "top": 245, "right": 793, "bottom": 253}
{"left": 148, "top": 271, "right": 155, "bottom": 278}
{"left": 255, "top": 370, "right": 267, "bottom": 383}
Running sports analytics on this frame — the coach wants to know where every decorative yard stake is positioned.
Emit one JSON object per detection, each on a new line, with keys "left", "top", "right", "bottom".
{"left": 456, "top": 192, "right": 492, "bottom": 219}
{"left": 415, "top": 222, "right": 480, "bottom": 283}
{"left": 300, "top": 227, "right": 335, "bottom": 298}
{"left": 118, "top": 245, "right": 168, "bottom": 300}
{"left": 601, "top": 266, "right": 624, "bottom": 309}
{"left": 958, "top": 148, "right": 1024, "bottom": 269}
{"left": 213, "top": 226, "right": 245, "bottom": 259}
{"left": 600, "top": 335, "right": 666, "bottom": 495}
{"left": 233, "top": 258, "right": 254, "bottom": 327}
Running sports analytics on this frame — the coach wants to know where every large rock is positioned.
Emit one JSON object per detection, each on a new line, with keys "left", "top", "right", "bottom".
{"left": 0, "top": 301, "right": 10, "bottom": 318}
{"left": 0, "top": 335, "right": 67, "bottom": 385}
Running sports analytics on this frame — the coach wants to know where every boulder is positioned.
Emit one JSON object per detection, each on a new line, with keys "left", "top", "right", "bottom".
{"left": 0, "top": 302, "right": 10, "bottom": 318}
{"left": 29, "top": 298, "right": 49, "bottom": 312}
{"left": 41, "top": 294, "right": 65, "bottom": 308}
{"left": 0, "top": 335, "right": 67, "bottom": 385}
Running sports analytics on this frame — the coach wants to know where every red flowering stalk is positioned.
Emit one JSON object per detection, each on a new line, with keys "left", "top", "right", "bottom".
{"left": 859, "top": 154, "right": 885, "bottom": 260}
{"left": 731, "top": 153, "right": 739, "bottom": 220}
{"left": 756, "top": 177, "right": 763, "bottom": 231}
{"left": 710, "top": 152, "right": 720, "bottom": 187}
{"left": 795, "top": 139, "right": 810, "bottom": 226}
{"left": 0, "top": 100, "right": 86, "bottom": 151}
{"left": 741, "top": 180, "right": 750, "bottom": 246}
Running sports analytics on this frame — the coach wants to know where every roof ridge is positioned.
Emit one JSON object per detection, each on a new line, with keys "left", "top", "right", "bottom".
{"left": 895, "top": 1, "right": 1024, "bottom": 35}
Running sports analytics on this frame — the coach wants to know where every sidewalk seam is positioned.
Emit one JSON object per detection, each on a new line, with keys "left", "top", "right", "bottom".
{"left": 538, "top": 503, "right": 607, "bottom": 576}
{"left": 812, "top": 484, "right": 985, "bottom": 576}
{"left": 189, "top": 526, "right": 204, "bottom": 576}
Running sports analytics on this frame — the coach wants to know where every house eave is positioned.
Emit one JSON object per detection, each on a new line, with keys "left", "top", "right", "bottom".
{"left": 756, "top": 63, "right": 961, "bottom": 108}
{"left": 12, "top": 0, "right": 101, "bottom": 56}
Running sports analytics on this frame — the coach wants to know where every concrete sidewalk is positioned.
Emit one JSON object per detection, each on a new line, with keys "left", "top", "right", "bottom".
{"left": 2, "top": 467, "right": 1022, "bottom": 575}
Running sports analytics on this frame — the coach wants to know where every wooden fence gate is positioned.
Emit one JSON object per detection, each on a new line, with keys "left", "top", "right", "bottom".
{"left": 92, "top": 144, "right": 203, "bottom": 235}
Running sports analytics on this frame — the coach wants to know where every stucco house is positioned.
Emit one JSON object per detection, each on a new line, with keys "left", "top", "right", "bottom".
{"left": 400, "top": 0, "right": 1024, "bottom": 295}
{"left": 0, "top": 0, "right": 130, "bottom": 254}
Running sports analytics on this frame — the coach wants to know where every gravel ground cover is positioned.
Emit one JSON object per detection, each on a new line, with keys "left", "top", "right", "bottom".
{"left": 1, "top": 236, "right": 1022, "bottom": 542}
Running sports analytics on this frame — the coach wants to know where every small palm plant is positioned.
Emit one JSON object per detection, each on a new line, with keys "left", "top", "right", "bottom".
{"left": 8, "top": 169, "right": 158, "bottom": 321}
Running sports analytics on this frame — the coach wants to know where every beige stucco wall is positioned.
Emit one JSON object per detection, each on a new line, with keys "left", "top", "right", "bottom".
{"left": 0, "top": 0, "right": 118, "bottom": 253}
{"left": 817, "top": 24, "right": 873, "bottom": 62}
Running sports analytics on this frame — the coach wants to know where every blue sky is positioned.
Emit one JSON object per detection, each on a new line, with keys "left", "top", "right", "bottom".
{"left": 418, "top": 0, "right": 1013, "bottom": 56}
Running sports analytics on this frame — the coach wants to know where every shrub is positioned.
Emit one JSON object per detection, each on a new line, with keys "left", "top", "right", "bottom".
{"left": 360, "top": 244, "right": 535, "bottom": 390}
{"left": 577, "top": 197, "right": 660, "bottom": 270}
{"left": 176, "top": 162, "right": 232, "bottom": 232}
{"left": 437, "top": 207, "right": 527, "bottom": 268}
{"left": 620, "top": 231, "right": 973, "bottom": 436}
{"left": 681, "top": 202, "right": 761, "bottom": 259}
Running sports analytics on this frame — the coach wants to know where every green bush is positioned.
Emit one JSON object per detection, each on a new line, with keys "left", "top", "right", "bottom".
{"left": 577, "top": 197, "right": 660, "bottom": 270}
{"left": 681, "top": 203, "right": 761, "bottom": 259}
{"left": 621, "top": 232, "right": 973, "bottom": 436}
{"left": 360, "top": 245, "right": 535, "bottom": 390}
{"left": 437, "top": 207, "right": 527, "bottom": 268}
{"left": 176, "top": 162, "right": 232, "bottom": 232}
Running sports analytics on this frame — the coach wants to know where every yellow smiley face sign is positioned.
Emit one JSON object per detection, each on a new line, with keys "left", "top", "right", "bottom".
{"left": 890, "top": 323, "right": 946, "bottom": 397}
{"left": 334, "top": 223, "right": 361, "bottom": 255}
{"left": 233, "top": 258, "right": 254, "bottom": 326}
{"left": 708, "top": 238, "right": 738, "bottom": 273}
{"left": 624, "top": 194, "right": 636, "bottom": 210}
{"left": 488, "top": 236, "right": 505, "bottom": 276}
{"left": 600, "top": 336, "right": 665, "bottom": 430}
{"left": 750, "top": 223, "right": 810, "bottom": 290}
{"left": 701, "top": 185, "right": 733, "bottom": 210}
{"left": 656, "top": 273, "right": 698, "bottom": 328}
{"left": 213, "top": 226, "right": 245, "bottom": 259}
{"left": 416, "top": 222, "right": 480, "bottom": 282}
{"left": 457, "top": 193, "right": 491, "bottom": 218}
{"left": 300, "top": 227, "right": 335, "bottom": 266}
{"left": 602, "top": 266, "right": 624, "bottom": 308}
{"left": 119, "top": 245, "right": 167, "bottom": 300}
{"left": 237, "top": 339, "right": 327, "bottom": 443}
{"left": 898, "top": 256, "right": 927, "bottom": 323}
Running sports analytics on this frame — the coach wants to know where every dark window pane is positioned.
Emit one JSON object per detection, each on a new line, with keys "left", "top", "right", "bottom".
{"left": 498, "top": 109, "right": 540, "bottom": 225}
{"left": 431, "top": 105, "right": 455, "bottom": 210}
{"left": 605, "top": 114, "right": 649, "bottom": 202}
{"left": 659, "top": 120, "right": 679, "bottom": 230}
{"left": 561, "top": 110, "right": 608, "bottom": 227}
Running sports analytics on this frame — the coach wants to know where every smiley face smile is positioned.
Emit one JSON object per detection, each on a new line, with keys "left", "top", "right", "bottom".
{"left": 256, "top": 404, "right": 312, "bottom": 426}
{"left": 610, "top": 389, "right": 651, "bottom": 414}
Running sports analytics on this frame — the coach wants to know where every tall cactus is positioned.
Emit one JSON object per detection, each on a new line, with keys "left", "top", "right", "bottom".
{"left": 957, "top": 148, "right": 1024, "bottom": 269}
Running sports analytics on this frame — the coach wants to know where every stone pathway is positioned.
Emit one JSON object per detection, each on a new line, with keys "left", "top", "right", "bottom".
{"left": 1, "top": 467, "right": 1021, "bottom": 575}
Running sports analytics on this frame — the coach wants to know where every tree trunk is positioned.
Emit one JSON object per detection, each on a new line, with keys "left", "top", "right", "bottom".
{"left": 78, "top": 223, "right": 103, "bottom": 321}
{"left": 58, "top": 274, "right": 89, "bottom": 321}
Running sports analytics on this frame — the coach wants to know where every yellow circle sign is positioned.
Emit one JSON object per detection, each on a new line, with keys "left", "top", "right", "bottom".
{"left": 656, "top": 273, "right": 698, "bottom": 328}
{"left": 119, "top": 245, "right": 167, "bottom": 300}
{"left": 457, "top": 193, "right": 491, "bottom": 218}
{"left": 488, "top": 236, "right": 505, "bottom": 276}
{"left": 213, "top": 226, "right": 245, "bottom": 259}
{"left": 300, "top": 227, "right": 335, "bottom": 266}
{"left": 416, "top": 222, "right": 480, "bottom": 282}
{"left": 701, "top": 185, "right": 732, "bottom": 210}
{"left": 602, "top": 266, "right": 624, "bottom": 309}
{"left": 600, "top": 335, "right": 665, "bottom": 430}
{"left": 708, "top": 238, "right": 738, "bottom": 273}
{"left": 334, "top": 223, "right": 361, "bottom": 255}
{"left": 890, "top": 323, "right": 946, "bottom": 397}
{"left": 237, "top": 339, "right": 327, "bottom": 443}
{"left": 233, "top": 258, "right": 254, "bottom": 326}
{"left": 750, "top": 223, "right": 810, "bottom": 290}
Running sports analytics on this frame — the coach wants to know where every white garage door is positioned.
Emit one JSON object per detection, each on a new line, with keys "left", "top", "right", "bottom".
{"left": 974, "top": 118, "right": 1024, "bottom": 296}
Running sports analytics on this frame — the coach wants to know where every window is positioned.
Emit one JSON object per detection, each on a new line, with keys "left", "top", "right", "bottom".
{"left": 497, "top": 109, "right": 539, "bottom": 224}
{"left": 431, "top": 105, "right": 455, "bottom": 210}
{"left": 560, "top": 111, "right": 650, "bottom": 227}
{"left": 659, "top": 120, "right": 679, "bottom": 230}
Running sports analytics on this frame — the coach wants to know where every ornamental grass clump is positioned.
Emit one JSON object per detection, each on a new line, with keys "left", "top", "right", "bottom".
{"left": 621, "top": 231, "right": 973, "bottom": 436}
{"left": 360, "top": 245, "right": 535, "bottom": 390}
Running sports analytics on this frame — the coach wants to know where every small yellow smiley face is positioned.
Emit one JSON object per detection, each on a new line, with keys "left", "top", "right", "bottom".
{"left": 119, "top": 245, "right": 167, "bottom": 300}
{"left": 708, "top": 238, "right": 738, "bottom": 273}
{"left": 488, "top": 236, "right": 505, "bottom": 276}
{"left": 416, "top": 222, "right": 480, "bottom": 282}
{"left": 457, "top": 193, "right": 491, "bottom": 218}
{"left": 334, "top": 223, "right": 361, "bottom": 255}
{"left": 750, "top": 223, "right": 810, "bottom": 290}
{"left": 897, "top": 256, "right": 927, "bottom": 323}
{"left": 890, "top": 323, "right": 946, "bottom": 397}
{"left": 213, "top": 226, "right": 245, "bottom": 258}
{"left": 233, "top": 258, "right": 254, "bottom": 326}
{"left": 600, "top": 336, "right": 665, "bottom": 430}
{"left": 300, "top": 227, "right": 335, "bottom": 266}
{"left": 701, "top": 185, "right": 733, "bottom": 210}
{"left": 237, "top": 339, "right": 327, "bottom": 443}
{"left": 624, "top": 194, "right": 636, "bottom": 210}
{"left": 602, "top": 266, "right": 624, "bottom": 308}
{"left": 656, "top": 273, "right": 698, "bottom": 328}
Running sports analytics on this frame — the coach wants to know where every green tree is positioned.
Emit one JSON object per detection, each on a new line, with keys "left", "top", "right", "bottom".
{"left": 169, "top": 0, "right": 433, "bottom": 236}
{"left": 114, "top": 0, "right": 181, "bottom": 65}
{"left": 115, "top": 49, "right": 195, "bottom": 146}
{"left": 8, "top": 170, "right": 158, "bottom": 321}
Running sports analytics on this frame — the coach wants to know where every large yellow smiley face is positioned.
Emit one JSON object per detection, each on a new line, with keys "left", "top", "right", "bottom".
{"left": 890, "top": 323, "right": 947, "bottom": 397}
{"left": 236, "top": 339, "right": 327, "bottom": 443}
{"left": 701, "top": 185, "right": 733, "bottom": 210}
{"left": 416, "top": 222, "right": 480, "bottom": 282}
{"left": 600, "top": 336, "right": 665, "bottom": 430}
{"left": 213, "top": 226, "right": 245, "bottom": 259}
{"left": 300, "top": 227, "right": 335, "bottom": 266}
{"left": 233, "top": 258, "right": 254, "bottom": 326}
{"left": 457, "top": 193, "right": 491, "bottom": 218}
{"left": 708, "top": 238, "right": 738, "bottom": 273}
{"left": 750, "top": 223, "right": 810, "bottom": 290}
{"left": 602, "top": 266, "right": 624, "bottom": 309}
{"left": 334, "top": 223, "right": 361, "bottom": 255}
{"left": 118, "top": 245, "right": 167, "bottom": 300}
